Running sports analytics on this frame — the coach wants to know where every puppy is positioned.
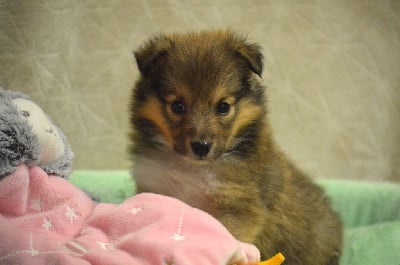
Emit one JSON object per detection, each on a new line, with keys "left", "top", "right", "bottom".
{"left": 129, "top": 30, "right": 342, "bottom": 265}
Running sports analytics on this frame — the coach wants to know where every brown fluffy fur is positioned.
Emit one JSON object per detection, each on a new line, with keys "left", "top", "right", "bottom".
{"left": 129, "top": 30, "right": 342, "bottom": 265}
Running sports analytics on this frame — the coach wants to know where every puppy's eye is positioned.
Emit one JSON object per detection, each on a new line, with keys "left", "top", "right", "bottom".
{"left": 171, "top": 101, "right": 185, "bottom": 114}
{"left": 216, "top": 102, "right": 230, "bottom": 115}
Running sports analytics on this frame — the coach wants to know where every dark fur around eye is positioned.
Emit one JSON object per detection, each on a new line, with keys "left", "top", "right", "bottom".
{"left": 216, "top": 102, "right": 230, "bottom": 115}
{"left": 171, "top": 101, "right": 185, "bottom": 114}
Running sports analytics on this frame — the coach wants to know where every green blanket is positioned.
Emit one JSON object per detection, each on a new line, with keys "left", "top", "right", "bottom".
{"left": 70, "top": 171, "right": 400, "bottom": 265}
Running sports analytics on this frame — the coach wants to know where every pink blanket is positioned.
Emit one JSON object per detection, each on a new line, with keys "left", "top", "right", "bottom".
{"left": 0, "top": 165, "right": 260, "bottom": 265}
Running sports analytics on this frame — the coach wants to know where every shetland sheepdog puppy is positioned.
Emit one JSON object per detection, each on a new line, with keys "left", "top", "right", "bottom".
{"left": 129, "top": 30, "right": 342, "bottom": 265}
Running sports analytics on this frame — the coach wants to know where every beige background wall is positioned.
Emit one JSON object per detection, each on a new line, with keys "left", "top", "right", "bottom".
{"left": 0, "top": 0, "right": 399, "bottom": 182}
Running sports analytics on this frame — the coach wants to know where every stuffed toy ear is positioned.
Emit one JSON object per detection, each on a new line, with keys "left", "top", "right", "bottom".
{"left": 134, "top": 35, "right": 173, "bottom": 76}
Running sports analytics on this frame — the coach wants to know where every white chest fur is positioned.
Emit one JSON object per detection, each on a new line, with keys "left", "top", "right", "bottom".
{"left": 133, "top": 156, "right": 218, "bottom": 209}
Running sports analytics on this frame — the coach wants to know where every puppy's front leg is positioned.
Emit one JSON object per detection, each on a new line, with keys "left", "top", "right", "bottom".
{"left": 210, "top": 181, "right": 267, "bottom": 243}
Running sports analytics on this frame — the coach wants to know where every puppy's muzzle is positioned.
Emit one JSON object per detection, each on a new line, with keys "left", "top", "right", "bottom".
{"left": 191, "top": 141, "right": 212, "bottom": 158}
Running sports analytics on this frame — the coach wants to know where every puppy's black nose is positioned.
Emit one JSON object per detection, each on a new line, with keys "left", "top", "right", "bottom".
{"left": 191, "top": 141, "right": 212, "bottom": 157}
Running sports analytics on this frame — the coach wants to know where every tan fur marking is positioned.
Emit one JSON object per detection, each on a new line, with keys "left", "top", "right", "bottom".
{"left": 165, "top": 94, "right": 178, "bottom": 102}
{"left": 138, "top": 96, "right": 173, "bottom": 147}
{"left": 212, "top": 87, "right": 236, "bottom": 105}
{"left": 228, "top": 99, "right": 263, "bottom": 144}
{"left": 212, "top": 86, "right": 229, "bottom": 103}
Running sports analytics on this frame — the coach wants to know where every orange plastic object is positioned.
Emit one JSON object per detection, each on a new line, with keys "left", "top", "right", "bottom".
{"left": 258, "top": 252, "right": 285, "bottom": 265}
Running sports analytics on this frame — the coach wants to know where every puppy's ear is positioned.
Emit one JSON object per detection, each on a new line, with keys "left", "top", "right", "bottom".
{"left": 236, "top": 42, "right": 264, "bottom": 77}
{"left": 134, "top": 35, "right": 172, "bottom": 76}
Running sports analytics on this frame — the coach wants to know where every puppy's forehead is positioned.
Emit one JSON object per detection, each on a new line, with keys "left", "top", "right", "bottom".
{"left": 162, "top": 34, "right": 244, "bottom": 98}
{"left": 166, "top": 30, "right": 235, "bottom": 50}
{"left": 164, "top": 68, "right": 242, "bottom": 103}
{"left": 168, "top": 32, "right": 236, "bottom": 66}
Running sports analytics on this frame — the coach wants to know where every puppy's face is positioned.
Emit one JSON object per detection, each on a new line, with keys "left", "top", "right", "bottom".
{"left": 132, "top": 31, "right": 266, "bottom": 163}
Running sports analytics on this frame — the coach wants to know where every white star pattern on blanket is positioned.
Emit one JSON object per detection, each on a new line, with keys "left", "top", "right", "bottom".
{"left": 30, "top": 199, "right": 43, "bottom": 211}
{"left": 130, "top": 207, "right": 142, "bottom": 215}
{"left": 170, "top": 207, "right": 187, "bottom": 241}
{"left": 65, "top": 206, "right": 78, "bottom": 224}
{"left": 96, "top": 241, "right": 115, "bottom": 251}
{"left": 171, "top": 233, "right": 186, "bottom": 241}
{"left": 0, "top": 234, "right": 60, "bottom": 261}
{"left": 42, "top": 218, "right": 52, "bottom": 230}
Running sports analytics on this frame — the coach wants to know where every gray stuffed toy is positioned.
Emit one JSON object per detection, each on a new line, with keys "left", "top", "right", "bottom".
{"left": 0, "top": 87, "right": 73, "bottom": 180}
